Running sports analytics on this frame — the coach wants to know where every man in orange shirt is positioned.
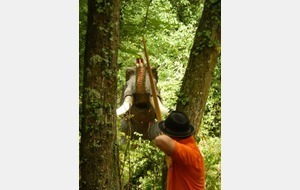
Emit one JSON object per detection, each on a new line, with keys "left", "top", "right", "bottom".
{"left": 155, "top": 111, "right": 205, "bottom": 190}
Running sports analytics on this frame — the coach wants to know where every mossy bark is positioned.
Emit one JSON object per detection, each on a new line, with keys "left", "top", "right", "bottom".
{"left": 176, "top": 0, "right": 221, "bottom": 134}
{"left": 80, "top": 0, "right": 121, "bottom": 189}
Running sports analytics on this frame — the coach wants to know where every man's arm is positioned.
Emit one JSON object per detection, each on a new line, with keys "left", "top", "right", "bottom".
{"left": 154, "top": 135, "right": 175, "bottom": 156}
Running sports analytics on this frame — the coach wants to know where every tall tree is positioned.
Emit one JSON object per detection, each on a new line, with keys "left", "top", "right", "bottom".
{"left": 79, "top": 0, "right": 121, "bottom": 189}
{"left": 176, "top": 0, "right": 221, "bottom": 134}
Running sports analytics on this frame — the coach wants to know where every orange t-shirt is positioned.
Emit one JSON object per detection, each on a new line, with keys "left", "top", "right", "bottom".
{"left": 167, "top": 136, "right": 205, "bottom": 190}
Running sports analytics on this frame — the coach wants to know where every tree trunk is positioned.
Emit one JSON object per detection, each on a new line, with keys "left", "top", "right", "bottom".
{"left": 79, "top": 0, "right": 121, "bottom": 189}
{"left": 176, "top": 0, "right": 221, "bottom": 134}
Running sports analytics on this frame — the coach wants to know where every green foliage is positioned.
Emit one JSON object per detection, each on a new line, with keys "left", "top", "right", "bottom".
{"left": 168, "top": 0, "right": 205, "bottom": 25}
{"left": 118, "top": 0, "right": 199, "bottom": 110}
{"left": 202, "top": 57, "right": 221, "bottom": 137}
{"left": 119, "top": 132, "right": 165, "bottom": 189}
{"left": 199, "top": 136, "right": 221, "bottom": 190}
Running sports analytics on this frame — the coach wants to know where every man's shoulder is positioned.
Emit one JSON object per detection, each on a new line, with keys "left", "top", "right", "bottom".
{"left": 172, "top": 140, "right": 201, "bottom": 160}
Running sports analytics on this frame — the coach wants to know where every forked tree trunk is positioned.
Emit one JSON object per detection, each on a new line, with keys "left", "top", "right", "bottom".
{"left": 79, "top": 0, "right": 121, "bottom": 189}
{"left": 176, "top": 0, "right": 221, "bottom": 134}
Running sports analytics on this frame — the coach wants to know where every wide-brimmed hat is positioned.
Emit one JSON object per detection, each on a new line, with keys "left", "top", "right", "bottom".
{"left": 158, "top": 111, "right": 194, "bottom": 138}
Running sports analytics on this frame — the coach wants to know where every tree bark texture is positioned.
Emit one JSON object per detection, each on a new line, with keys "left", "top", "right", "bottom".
{"left": 80, "top": 0, "right": 121, "bottom": 189}
{"left": 176, "top": 0, "right": 221, "bottom": 134}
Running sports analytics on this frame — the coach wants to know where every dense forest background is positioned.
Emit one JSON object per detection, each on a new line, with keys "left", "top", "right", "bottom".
{"left": 79, "top": 0, "right": 220, "bottom": 189}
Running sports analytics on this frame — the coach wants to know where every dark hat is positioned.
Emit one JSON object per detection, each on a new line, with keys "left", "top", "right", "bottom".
{"left": 158, "top": 111, "right": 194, "bottom": 138}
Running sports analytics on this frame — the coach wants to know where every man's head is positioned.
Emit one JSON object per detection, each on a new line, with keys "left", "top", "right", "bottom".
{"left": 158, "top": 111, "right": 194, "bottom": 138}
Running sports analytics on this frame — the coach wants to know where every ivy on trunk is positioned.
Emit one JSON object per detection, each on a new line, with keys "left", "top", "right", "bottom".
{"left": 176, "top": 0, "right": 221, "bottom": 134}
{"left": 79, "top": 0, "right": 121, "bottom": 189}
